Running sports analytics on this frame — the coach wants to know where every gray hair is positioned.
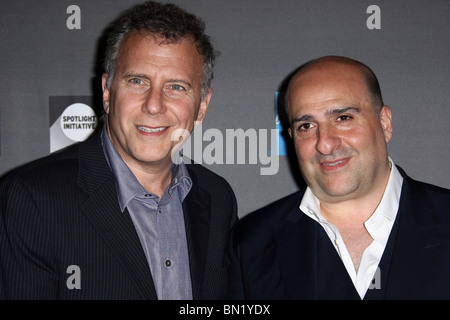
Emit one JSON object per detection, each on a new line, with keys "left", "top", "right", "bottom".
{"left": 103, "top": 1, "right": 218, "bottom": 100}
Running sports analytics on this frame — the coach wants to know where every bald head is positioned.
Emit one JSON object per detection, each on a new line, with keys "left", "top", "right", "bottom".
{"left": 286, "top": 56, "right": 384, "bottom": 116}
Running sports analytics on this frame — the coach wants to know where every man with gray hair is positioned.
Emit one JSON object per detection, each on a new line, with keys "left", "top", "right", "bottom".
{"left": 1, "top": 1, "right": 236, "bottom": 300}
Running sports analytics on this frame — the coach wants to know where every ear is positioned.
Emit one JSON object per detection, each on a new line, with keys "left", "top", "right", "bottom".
{"left": 288, "top": 127, "right": 293, "bottom": 138}
{"left": 195, "top": 88, "right": 213, "bottom": 125}
{"left": 102, "top": 73, "right": 111, "bottom": 114}
{"left": 379, "top": 105, "right": 393, "bottom": 143}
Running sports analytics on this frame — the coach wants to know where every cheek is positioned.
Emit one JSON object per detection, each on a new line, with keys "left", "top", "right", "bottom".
{"left": 294, "top": 137, "right": 316, "bottom": 162}
{"left": 110, "top": 93, "right": 140, "bottom": 119}
{"left": 350, "top": 125, "right": 381, "bottom": 148}
{"left": 294, "top": 141, "right": 316, "bottom": 183}
{"left": 339, "top": 125, "right": 368, "bottom": 148}
{"left": 173, "top": 103, "right": 199, "bottom": 126}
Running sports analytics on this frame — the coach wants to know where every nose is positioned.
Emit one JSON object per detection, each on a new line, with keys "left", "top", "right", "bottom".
{"left": 142, "top": 88, "right": 166, "bottom": 115}
{"left": 315, "top": 125, "right": 340, "bottom": 155}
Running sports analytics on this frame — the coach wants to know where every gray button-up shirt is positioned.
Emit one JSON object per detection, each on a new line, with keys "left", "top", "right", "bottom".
{"left": 101, "top": 126, "right": 193, "bottom": 300}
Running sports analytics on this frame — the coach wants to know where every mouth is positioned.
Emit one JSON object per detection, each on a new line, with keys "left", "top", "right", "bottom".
{"left": 137, "top": 126, "right": 168, "bottom": 135}
{"left": 138, "top": 126, "right": 166, "bottom": 132}
{"left": 320, "top": 157, "right": 350, "bottom": 171}
{"left": 323, "top": 159, "right": 344, "bottom": 166}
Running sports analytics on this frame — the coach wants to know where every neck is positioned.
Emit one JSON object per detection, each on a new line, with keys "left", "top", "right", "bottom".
{"left": 320, "top": 197, "right": 379, "bottom": 227}
{"left": 127, "top": 160, "right": 173, "bottom": 198}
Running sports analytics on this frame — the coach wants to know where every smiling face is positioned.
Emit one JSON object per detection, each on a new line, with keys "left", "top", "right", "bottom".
{"left": 102, "top": 30, "right": 212, "bottom": 171}
{"left": 286, "top": 60, "right": 393, "bottom": 204}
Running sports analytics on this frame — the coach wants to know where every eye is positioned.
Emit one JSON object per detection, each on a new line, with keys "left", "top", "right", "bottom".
{"left": 129, "top": 78, "right": 144, "bottom": 85}
{"left": 337, "top": 115, "right": 352, "bottom": 122}
{"left": 169, "top": 84, "right": 185, "bottom": 91}
{"left": 297, "top": 122, "right": 316, "bottom": 132}
{"left": 164, "top": 83, "right": 188, "bottom": 97}
{"left": 295, "top": 122, "right": 316, "bottom": 134}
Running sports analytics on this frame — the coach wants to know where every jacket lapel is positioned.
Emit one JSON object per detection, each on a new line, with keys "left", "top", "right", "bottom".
{"left": 383, "top": 168, "right": 448, "bottom": 299}
{"left": 77, "top": 133, "right": 157, "bottom": 299}
{"left": 183, "top": 167, "right": 212, "bottom": 300}
{"left": 270, "top": 210, "right": 319, "bottom": 299}
{"left": 272, "top": 196, "right": 359, "bottom": 299}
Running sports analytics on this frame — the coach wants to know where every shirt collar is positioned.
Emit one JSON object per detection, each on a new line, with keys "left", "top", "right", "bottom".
{"left": 167, "top": 160, "right": 192, "bottom": 203}
{"left": 300, "top": 157, "right": 403, "bottom": 238}
{"left": 101, "top": 125, "right": 192, "bottom": 212}
{"left": 364, "top": 158, "right": 403, "bottom": 240}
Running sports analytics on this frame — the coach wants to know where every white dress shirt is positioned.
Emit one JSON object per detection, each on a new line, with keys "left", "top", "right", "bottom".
{"left": 300, "top": 158, "right": 403, "bottom": 298}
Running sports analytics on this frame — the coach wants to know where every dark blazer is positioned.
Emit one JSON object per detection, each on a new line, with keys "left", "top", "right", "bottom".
{"left": 228, "top": 166, "right": 450, "bottom": 299}
{"left": 0, "top": 130, "right": 237, "bottom": 300}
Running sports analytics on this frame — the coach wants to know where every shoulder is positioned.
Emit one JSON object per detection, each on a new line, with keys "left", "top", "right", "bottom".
{"left": 409, "top": 178, "right": 450, "bottom": 214}
{"left": 412, "top": 179, "right": 450, "bottom": 198}
{"left": 243, "top": 191, "right": 304, "bottom": 224}
{"left": 233, "top": 191, "right": 304, "bottom": 243}
{"left": 186, "top": 163, "right": 237, "bottom": 213}
{"left": 186, "top": 163, "right": 234, "bottom": 195}
{"left": 185, "top": 163, "right": 238, "bottom": 229}
{"left": 0, "top": 143, "right": 87, "bottom": 214}
{"left": 1, "top": 143, "right": 81, "bottom": 187}
{"left": 1, "top": 131, "right": 106, "bottom": 189}
{"left": 397, "top": 164, "right": 448, "bottom": 193}
{"left": 398, "top": 165, "right": 450, "bottom": 201}
{"left": 398, "top": 166, "right": 450, "bottom": 224}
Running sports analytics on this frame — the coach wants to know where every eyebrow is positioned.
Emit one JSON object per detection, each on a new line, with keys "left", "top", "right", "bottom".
{"left": 122, "top": 73, "right": 149, "bottom": 80}
{"left": 325, "top": 106, "right": 360, "bottom": 116}
{"left": 290, "top": 107, "right": 360, "bottom": 126}
{"left": 167, "top": 79, "right": 193, "bottom": 88}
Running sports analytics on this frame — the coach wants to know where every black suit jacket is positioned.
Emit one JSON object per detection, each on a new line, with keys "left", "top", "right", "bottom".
{"left": 0, "top": 131, "right": 237, "bottom": 299}
{"left": 228, "top": 167, "right": 450, "bottom": 299}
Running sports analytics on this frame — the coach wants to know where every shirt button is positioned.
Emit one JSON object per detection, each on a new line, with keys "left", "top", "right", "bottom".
{"left": 165, "top": 259, "right": 172, "bottom": 267}
{"left": 145, "top": 194, "right": 152, "bottom": 197}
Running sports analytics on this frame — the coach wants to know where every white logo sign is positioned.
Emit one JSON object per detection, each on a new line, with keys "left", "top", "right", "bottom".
{"left": 60, "top": 103, "right": 97, "bottom": 142}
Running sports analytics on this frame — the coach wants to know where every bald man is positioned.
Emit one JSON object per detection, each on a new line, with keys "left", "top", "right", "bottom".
{"left": 228, "top": 56, "right": 450, "bottom": 300}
